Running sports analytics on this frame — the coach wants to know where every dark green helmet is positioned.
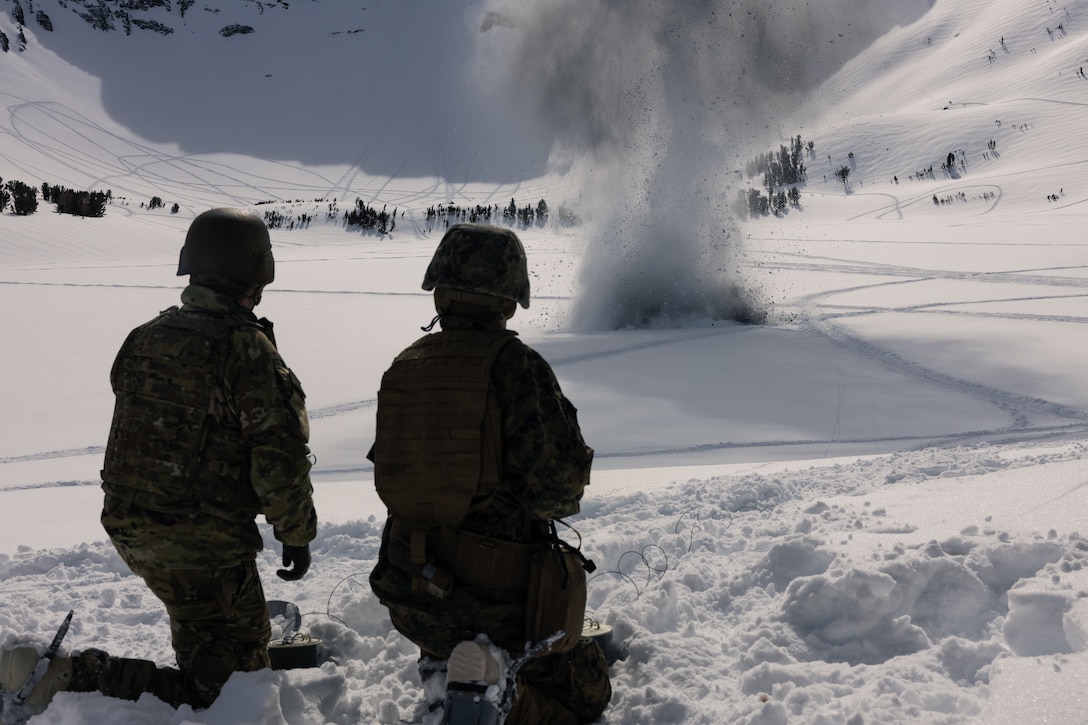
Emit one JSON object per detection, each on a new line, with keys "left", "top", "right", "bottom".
{"left": 422, "top": 223, "right": 530, "bottom": 308}
{"left": 177, "top": 208, "right": 274, "bottom": 285}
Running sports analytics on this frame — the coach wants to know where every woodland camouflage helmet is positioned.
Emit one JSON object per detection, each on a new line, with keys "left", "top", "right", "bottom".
{"left": 422, "top": 223, "right": 530, "bottom": 308}
{"left": 177, "top": 208, "right": 275, "bottom": 285}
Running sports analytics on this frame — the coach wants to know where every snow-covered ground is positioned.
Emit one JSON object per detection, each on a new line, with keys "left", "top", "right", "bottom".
{"left": 4, "top": 0, "right": 1088, "bottom": 722}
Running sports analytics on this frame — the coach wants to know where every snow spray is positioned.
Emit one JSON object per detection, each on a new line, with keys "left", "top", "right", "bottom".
{"left": 474, "top": 0, "right": 934, "bottom": 329}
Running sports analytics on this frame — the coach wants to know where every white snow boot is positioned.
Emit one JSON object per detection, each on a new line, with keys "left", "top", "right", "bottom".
{"left": 441, "top": 640, "right": 502, "bottom": 725}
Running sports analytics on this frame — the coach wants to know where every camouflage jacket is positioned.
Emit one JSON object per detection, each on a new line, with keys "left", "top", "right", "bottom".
{"left": 468, "top": 328, "right": 592, "bottom": 540}
{"left": 369, "top": 314, "right": 593, "bottom": 655}
{"left": 101, "top": 285, "right": 316, "bottom": 568}
{"left": 375, "top": 313, "right": 592, "bottom": 541}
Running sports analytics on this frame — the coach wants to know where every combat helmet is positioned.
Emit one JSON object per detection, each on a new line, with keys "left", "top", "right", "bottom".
{"left": 422, "top": 223, "right": 530, "bottom": 308}
{"left": 177, "top": 208, "right": 274, "bottom": 285}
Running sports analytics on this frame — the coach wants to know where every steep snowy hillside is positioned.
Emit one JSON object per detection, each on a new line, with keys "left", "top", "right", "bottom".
{"left": 0, "top": 0, "right": 554, "bottom": 183}
{"left": 797, "top": 0, "right": 1088, "bottom": 206}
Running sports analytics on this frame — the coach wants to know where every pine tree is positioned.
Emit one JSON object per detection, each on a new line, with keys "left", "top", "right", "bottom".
{"left": 86, "top": 191, "right": 107, "bottom": 217}
{"left": 834, "top": 165, "right": 851, "bottom": 190}
{"left": 7, "top": 180, "right": 38, "bottom": 215}
{"left": 773, "top": 191, "right": 787, "bottom": 215}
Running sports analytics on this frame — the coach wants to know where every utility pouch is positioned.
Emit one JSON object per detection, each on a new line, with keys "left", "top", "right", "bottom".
{"left": 525, "top": 541, "right": 588, "bottom": 656}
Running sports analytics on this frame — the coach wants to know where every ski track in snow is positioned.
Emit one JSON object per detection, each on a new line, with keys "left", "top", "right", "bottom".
{"left": 760, "top": 247, "right": 1088, "bottom": 429}
{"left": 2, "top": 204, "right": 1079, "bottom": 492}
{"left": 2, "top": 94, "right": 559, "bottom": 214}
{"left": 6, "top": 241, "right": 1088, "bottom": 488}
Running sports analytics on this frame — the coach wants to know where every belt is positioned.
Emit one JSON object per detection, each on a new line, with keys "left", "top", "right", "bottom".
{"left": 388, "top": 519, "right": 538, "bottom": 594}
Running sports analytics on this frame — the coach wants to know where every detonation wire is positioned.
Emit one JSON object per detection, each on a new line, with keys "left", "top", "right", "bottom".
{"left": 587, "top": 504, "right": 759, "bottom": 599}
{"left": 586, "top": 544, "right": 668, "bottom": 599}
{"left": 287, "top": 572, "right": 370, "bottom": 630}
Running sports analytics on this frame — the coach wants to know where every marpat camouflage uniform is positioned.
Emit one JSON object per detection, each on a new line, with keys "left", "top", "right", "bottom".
{"left": 369, "top": 314, "right": 611, "bottom": 724}
{"left": 100, "top": 283, "right": 316, "bottom": 707}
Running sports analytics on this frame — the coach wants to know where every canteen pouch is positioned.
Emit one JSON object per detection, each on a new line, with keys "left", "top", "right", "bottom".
{"left": 525, "top": 542, "right": 587, "bottom": 655}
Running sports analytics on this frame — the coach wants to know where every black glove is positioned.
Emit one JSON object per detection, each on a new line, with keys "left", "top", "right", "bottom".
{"left": 276, "top": 544, "right": 311, "bottom": 581}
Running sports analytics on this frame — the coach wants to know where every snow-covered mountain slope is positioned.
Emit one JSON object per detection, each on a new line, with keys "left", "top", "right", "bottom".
{"left": 799, "top": 0, "right": 1088, "bottom": 208}
{"left": 0, "top": 0, "right": 554, "bottom": 184}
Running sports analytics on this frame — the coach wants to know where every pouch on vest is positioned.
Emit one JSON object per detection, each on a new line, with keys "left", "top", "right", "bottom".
{"left": 525, "top": 539, "right": 589, "bottom": 655}
{"left": 373, "top": 331, "right": 515, "bottom": 596}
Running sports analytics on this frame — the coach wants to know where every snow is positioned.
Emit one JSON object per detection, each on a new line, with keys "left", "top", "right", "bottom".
{"left": 3, "top": 0, "right": 1088, "bottom": 722}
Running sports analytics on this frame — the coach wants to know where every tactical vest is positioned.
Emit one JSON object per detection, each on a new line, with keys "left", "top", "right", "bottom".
{"left": 374, "top": 329, "right": 516, "bottom": 596}
{"left": 101, "top": 307, "right": 262, "bottom": 522}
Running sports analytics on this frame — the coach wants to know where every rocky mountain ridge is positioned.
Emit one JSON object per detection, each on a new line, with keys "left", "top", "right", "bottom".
{"left": 0, "top": 0, "right": 353, "bottom": 46}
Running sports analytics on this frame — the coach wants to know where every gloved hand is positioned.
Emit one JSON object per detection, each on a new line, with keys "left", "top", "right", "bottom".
{"left": 276, "top": 544, "right": 311, "bottom": 581}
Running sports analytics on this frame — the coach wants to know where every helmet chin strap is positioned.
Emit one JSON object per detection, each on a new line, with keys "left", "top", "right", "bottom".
{"left": 191, "top": 275, "right": 264, "bottom": 309}
{"left": 421, "top": 313, "right": 442, "bottom": 332}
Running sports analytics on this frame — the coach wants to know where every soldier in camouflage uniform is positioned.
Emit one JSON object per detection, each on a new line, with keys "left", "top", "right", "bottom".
{"left": 368, "top": 224, "right": 611, "bottom": 724}
{"left": 1, "top": 209, "right": 317, "bottom": 717}
{"left": 97, "top": 207, "right": 317, "bottom": 707}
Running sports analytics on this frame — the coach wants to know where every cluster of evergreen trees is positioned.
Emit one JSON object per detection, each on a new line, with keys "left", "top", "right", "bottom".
{"left": 742, "top": 135, "right": 811, "bottom": 218}
{"left": 426, "top": 202, "right": 499, "bottom": 227}
{"left": 257, "top": 196, "right": 559, "bottom": 236}
{"left": 0, "top": 178, "right": 38, "bottom": 215}
{"left": 0, "top": 176, "right": 118, "bottom": 217}
{"left": 41, "top": 183, "right": 110, "bottom": 217}
{"left": 2, "top": 173, "right": 566, "bottom": 235}
{"left": 741, "top": 186, "right": 801, "bottom": 217}
{"left": 142, "top": 196, "right": 179, "bottom": 213}
{"left": 746, "top": 135, "right": 809, "bottom": 186}
{"left": 425, "top": 198, "right": 549, "bottom": 232}
{"left": 343, "top": 199, "right": 398, "bottom": 234}
{"left": 263, "top": 210, "right": 314, "bottom": 230}
{"left": 505, "top": 198, "right": 548, "bottom": 228}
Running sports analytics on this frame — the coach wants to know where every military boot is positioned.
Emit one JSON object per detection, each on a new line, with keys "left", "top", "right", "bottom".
{"left": 71, "top": 648, "right": 187, "bottom": 708}
{"left": 441, "top": 640, "right": 502, "bottom": 725}
{"left": 0, "top": 646, "right": 74, "bottom": 724}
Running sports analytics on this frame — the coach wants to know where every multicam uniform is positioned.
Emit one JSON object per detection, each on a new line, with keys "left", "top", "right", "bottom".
{"left": 100, "top": 283, "right": 316, "bottom": 707}
{"left": 369, "top": 314, "right": 611, "bottom": 725}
